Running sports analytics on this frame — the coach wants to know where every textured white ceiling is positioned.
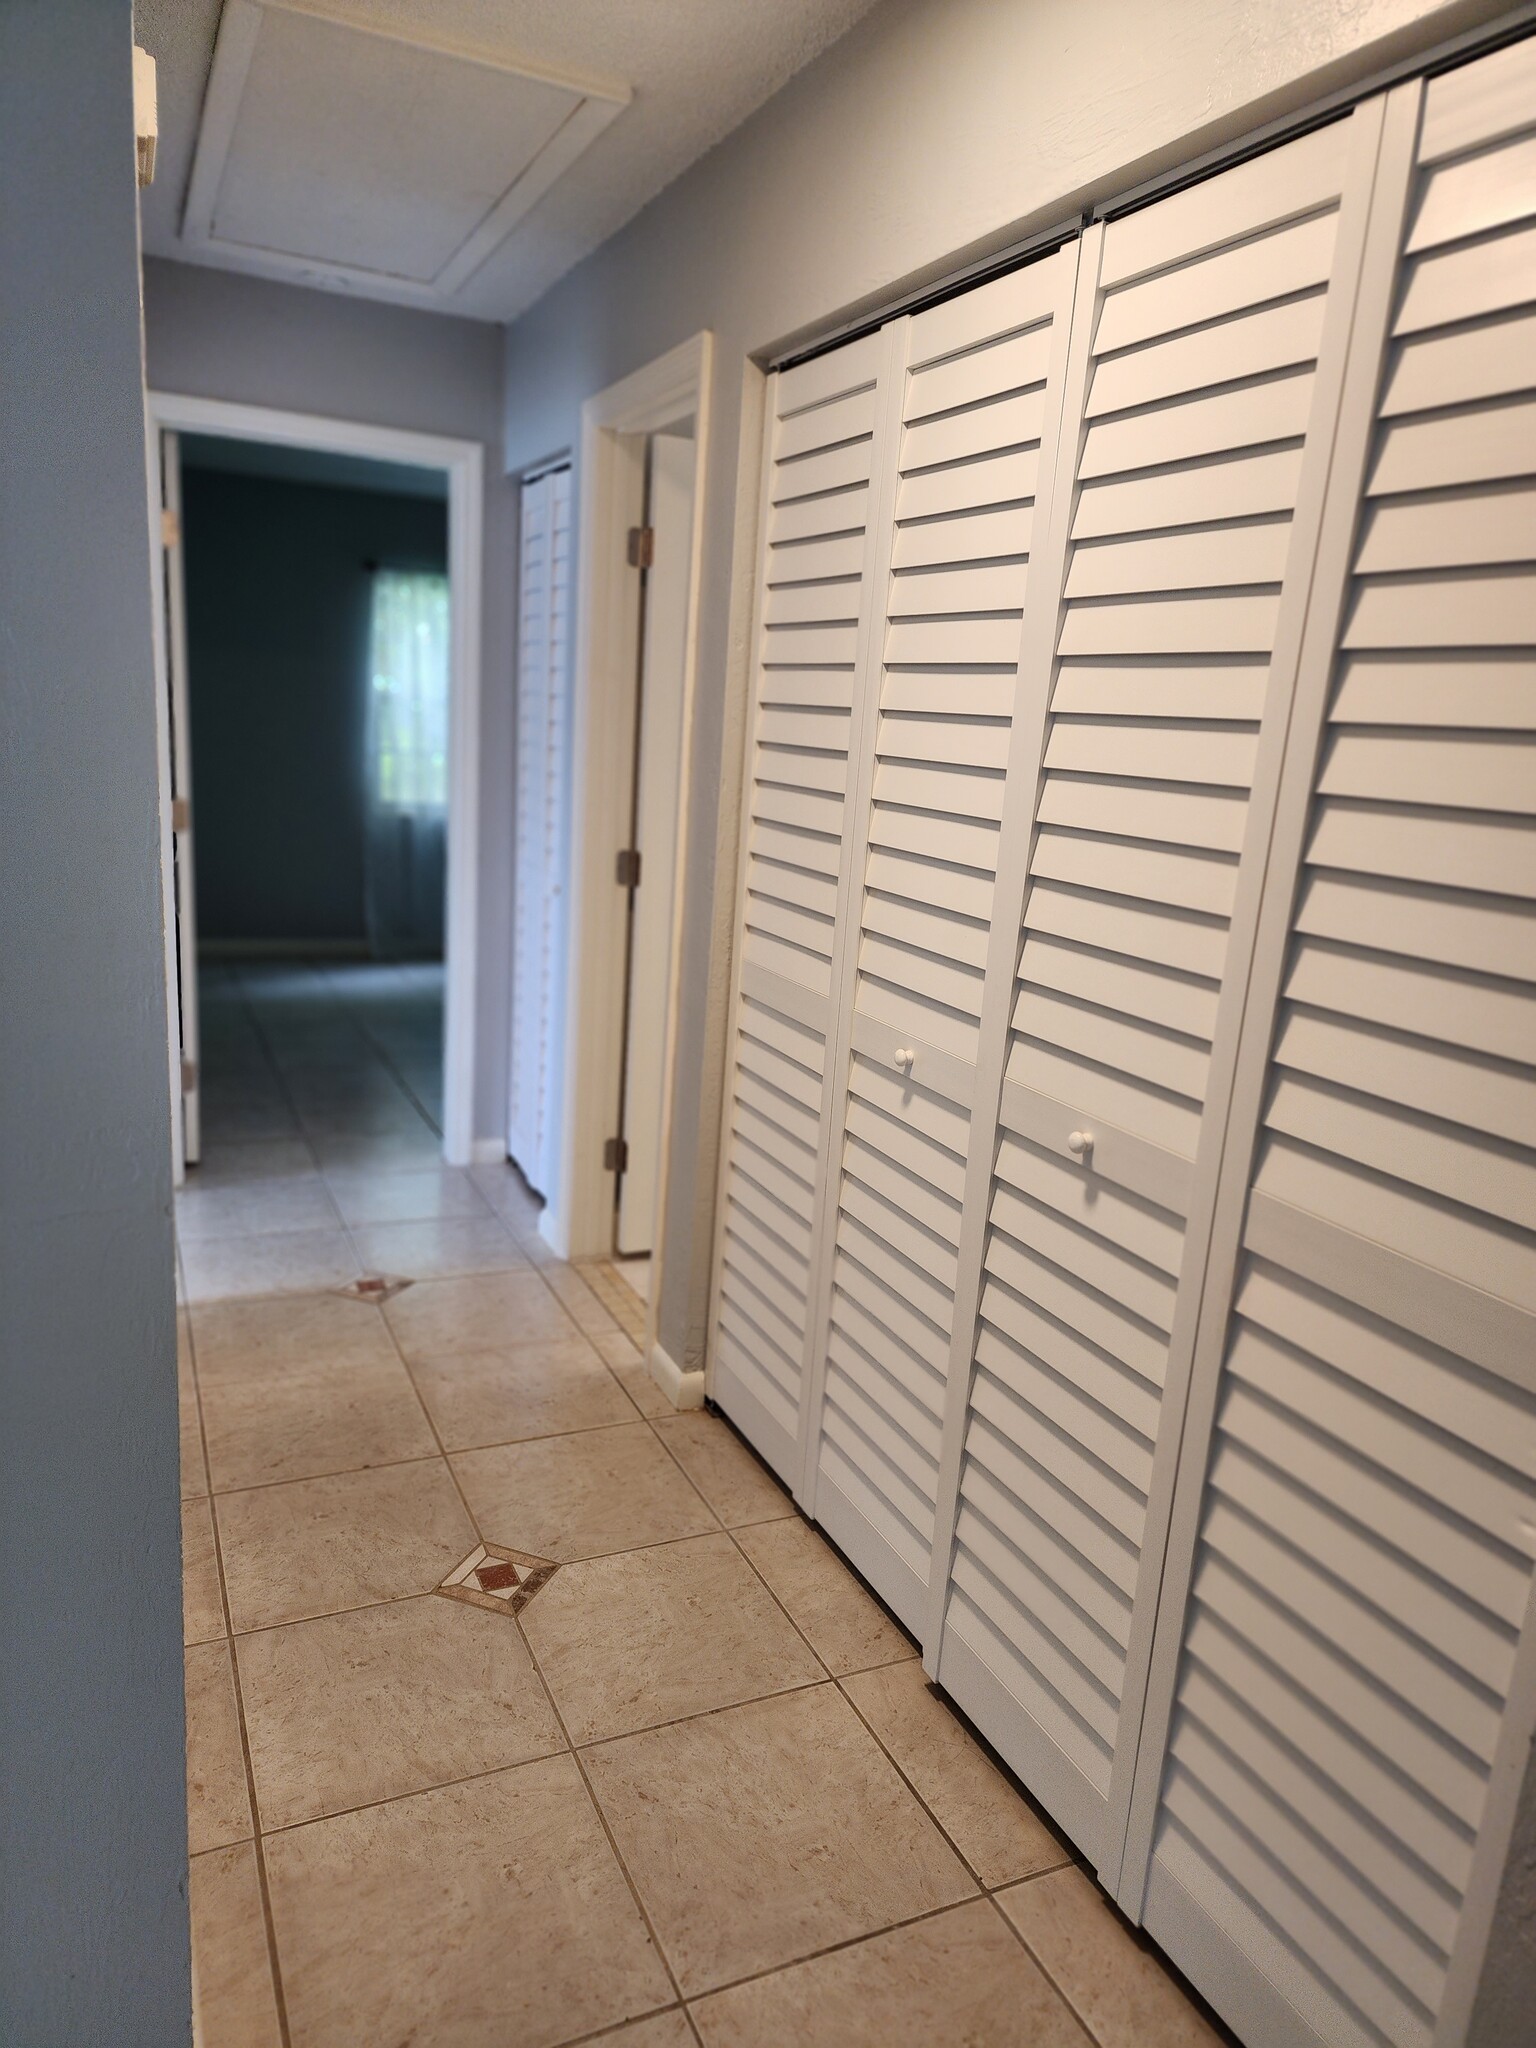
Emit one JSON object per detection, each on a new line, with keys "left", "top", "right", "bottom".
{"left": 137, "top": 0, "right": 883, "bottom": 324}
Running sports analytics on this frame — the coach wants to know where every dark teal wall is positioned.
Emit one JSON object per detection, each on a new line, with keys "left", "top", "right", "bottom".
{"left": 181, "top": 469, "right": 446, "bottom": 948}
{"left": 0, "top": 1, "right": 189, "bottom": 2039}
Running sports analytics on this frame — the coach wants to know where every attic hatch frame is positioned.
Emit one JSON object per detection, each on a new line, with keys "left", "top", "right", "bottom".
{"left": 143, "top": 389, "right": 486, "bottom": 1172}
{"left": 180, "top": 0, "right": 631, "bottom": 308}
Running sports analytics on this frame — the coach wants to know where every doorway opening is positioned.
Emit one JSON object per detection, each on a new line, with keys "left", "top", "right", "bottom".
{"left": 612, "top": 425, "right": 697, "bottom": 1299}
{"left": 145, "top": 394, "right": 485, "bottom": 1190}
{"left": 535, "top": 334, "right": 711, "bottom": 1403}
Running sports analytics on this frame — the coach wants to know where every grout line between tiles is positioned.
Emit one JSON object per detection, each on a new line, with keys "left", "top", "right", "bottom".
{"left": 980, "top": 1885, "right": 1113, "bottom": 2048}
{"left": 322, "top": 964, "right": 445, "bottom": 1140}
{"left": 221, "top": 1519, "right": 785, "bottom": 1641}
{"left": 639, "top": 1406, "right": 1084, "bottom": 1922}
{"left": 183, "top": 1301, "right": 294, "bottom": 2048}
{"left": 235, "top": 962, "right": 441, "bottom": 1171}
{"left": 566, "top": 1672, "right": 834, "bottom": 1755}
{"left": 481, "top": 1244, "right": 686, "bottom": 1433}
{"left": 509, "top": 1593, "right": 697, "bottom": 2024}
{"left": 253, "top": 1744, "right": 573, "bottom": 1840}
{"left": 206, "top": 1448, "right": 448, "bottom": 1503}
{"left": 552, "top": 2004, "right": 700, "bottom": 2048}
{"left": 834, "top": 1657, "right": 1079, "bottom": 1892}
{"left": 679, "top": 1892, "right": 1052, "bottom": 2018}
{"left": 830, "top": 1673, "right": 997, "bottom": 1899}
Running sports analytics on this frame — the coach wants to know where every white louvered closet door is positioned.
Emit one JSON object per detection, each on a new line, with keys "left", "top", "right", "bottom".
{"left": 709, "top": 334, "right": 899, "bottom": 1482}
{"left": 507, "top": 465, "right": 571, "bottom": 1196}
{"left": 798, "top": 251, "right": 1081, "bottom": 1634}
{"left": 1122, "top": 48, "right": 1536, "bottom": 2048}
{"left": 924, "top": 111, "right": 1391, "bottom": 1871}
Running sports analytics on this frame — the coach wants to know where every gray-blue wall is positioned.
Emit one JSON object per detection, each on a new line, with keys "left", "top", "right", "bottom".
{"left": 0, "top": 2, "right": 189, "bottom": 2041}
{"left": 182, "top": 467, "right": 447, "bottom": 949}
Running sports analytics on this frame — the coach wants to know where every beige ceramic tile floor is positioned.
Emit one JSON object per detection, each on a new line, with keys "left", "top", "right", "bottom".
{"left": 180, "top": 965, "right": 1229, "bottom": 2047}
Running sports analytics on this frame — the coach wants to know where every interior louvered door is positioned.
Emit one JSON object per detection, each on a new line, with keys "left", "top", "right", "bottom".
{"left": 795, "top": 251, "right": 1082, "bottom": 1633}
{"left": 708, "top": 332, "right": 899, "bottom": 1482}
{"left": 1122, "top": 48, "right": 1536, "bottom": 2048}
{"left": 508, "top": 465, "right": 571, "bottom": 1196}
{"left": 508, "top": 468, "right": 552, "bottom": 1185}
{"left": 923, "top": 109, "right": 1391, "bottom": 1870}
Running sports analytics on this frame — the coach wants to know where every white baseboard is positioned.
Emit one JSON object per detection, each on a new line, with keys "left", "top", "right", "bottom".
{"left": 538, "top": 1203, "right": 569, "bottom": 1260}
{"left": 650, "top": 1339, "right": 705, "bottom": 1412}
{"left": 469, "top": 1137, "right": 508, "bottom": 1165}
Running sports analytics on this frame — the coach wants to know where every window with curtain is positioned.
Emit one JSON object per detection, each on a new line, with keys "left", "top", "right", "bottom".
{"left": 364, "top": 569, "right": 449, "bottom": 959}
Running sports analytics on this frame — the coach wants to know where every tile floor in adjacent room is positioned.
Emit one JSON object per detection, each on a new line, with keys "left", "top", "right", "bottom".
{"left": 180, "top": 963, "right": 1226, "bottom": 2047}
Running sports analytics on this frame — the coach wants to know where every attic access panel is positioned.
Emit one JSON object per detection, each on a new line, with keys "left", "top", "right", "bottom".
{"left": 182, "top": 0, "right": 630, "bottom": 302}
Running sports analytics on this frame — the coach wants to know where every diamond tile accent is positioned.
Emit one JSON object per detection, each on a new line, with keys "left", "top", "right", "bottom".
{"left": 438, "top": 1542, "right": 559, "bottom": 1617}
{"left": 474, "top": 1559, "right": 520, "bottom": 1593}
{"left": 335, "top": 1273, "right": 414, "bottom": 1303}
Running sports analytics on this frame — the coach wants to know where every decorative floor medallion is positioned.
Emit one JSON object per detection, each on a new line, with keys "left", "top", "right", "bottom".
{"left": 437, "top": 1542, "right": 559, "bottom": 1617}
{"left": 335, "top": 1273, "right": 413, "bottom": 1303}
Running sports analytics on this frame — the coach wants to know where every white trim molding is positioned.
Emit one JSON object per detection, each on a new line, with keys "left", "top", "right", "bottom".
{"left": 545, "top": 334, "right": 714, "bottom": 1292}
{"left": 143, "top": 390, "right": 485, "bottom": 1166}
{"left": 649, "top": 1339, "right": 705, "bottom": 1413}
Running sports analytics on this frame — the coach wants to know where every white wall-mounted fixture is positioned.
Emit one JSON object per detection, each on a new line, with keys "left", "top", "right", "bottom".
{"left": 181, "top": 0, "right": 630, "bottom": 304}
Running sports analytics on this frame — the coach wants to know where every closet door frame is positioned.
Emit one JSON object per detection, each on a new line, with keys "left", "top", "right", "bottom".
{"left": 549, "top": 332, "right": 713, "bottom": 1269}
{"left": 704, "top": 362, "right": 777, "bottom": 1388}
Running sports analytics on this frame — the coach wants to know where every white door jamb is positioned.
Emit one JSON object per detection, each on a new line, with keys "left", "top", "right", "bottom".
{"left": 544, "top": 333, "right": 714, "bottom": 1356}
{"left": 142, "top": 391, "right": 485, "bottom": 1166}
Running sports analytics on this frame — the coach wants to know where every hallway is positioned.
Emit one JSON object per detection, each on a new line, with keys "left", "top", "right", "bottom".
{"left": 179, "top": 969, "right": 1221, "bottom": 2045}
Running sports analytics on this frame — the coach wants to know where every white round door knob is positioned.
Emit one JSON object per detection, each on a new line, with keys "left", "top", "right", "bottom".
{"left": 895, "top": 1048, "right": 915, "bottom": 1071}
{"left": 1067, "top": 1129, "right": 1094, "bottom": 1156}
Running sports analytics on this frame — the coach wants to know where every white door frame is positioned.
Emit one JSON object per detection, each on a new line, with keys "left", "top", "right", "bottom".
{"left": 544, "top": 333, "right": 713, "bottom": 1316}
{"left": 143, "top": 391, "right": 485, "bottom": 1166}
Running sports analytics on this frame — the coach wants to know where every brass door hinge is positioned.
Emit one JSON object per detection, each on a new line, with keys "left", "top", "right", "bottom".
{"left": 603, "top": 1136, "right": 629, "bottom": 1173}
{"left": 627, "top": 524, "right": 654, "bottom": 569}
{"left": 161, "top": 506, "right": 180, "bottom": 549}
{"left": 180, "top": 1057, "right": 199, "bottom": 1094}
{"left": 615, "top": 847, "right": 641, "bottom": 888}
{"left": 171, "top": 796, "right": 191, "bottom": 833}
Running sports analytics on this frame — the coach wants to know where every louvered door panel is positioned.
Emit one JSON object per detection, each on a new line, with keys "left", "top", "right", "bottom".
{"left": 806, "top": 253, "right": 1079, "bottom": 1631}
{"left": 508, "top": 465, "right": 571, "bottom": 1197}
{"left": 1132, "top": 48, "right": 1536, "bottom": 2048}
{"left": 932, "top": 114, "right": 1383, "bottom": 1870}
{"left": 711, "top": 337, "right": 894, "bottom": 1480}
{"left": 541, "top": 469, "right": 572, "bottom": 1186}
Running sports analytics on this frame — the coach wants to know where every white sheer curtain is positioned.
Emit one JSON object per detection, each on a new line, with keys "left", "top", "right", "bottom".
{"left": 364, "top": 569, "right": 449, "bottom": 959}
